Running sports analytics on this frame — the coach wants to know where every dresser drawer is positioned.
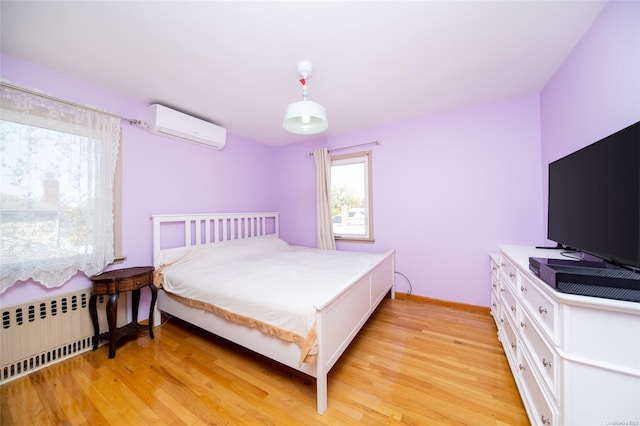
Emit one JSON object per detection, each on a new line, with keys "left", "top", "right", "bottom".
{"left": 501, "top": 258, "right": 518, "bottom": 291}
{"left": 501, "top": 310, "right": 518, "bottom": 363}
{"left": 490, "top": 283, "right": 500, "bottom": 322}
{"left": 490, "top": 255, "right": 501, "bottom": 280}
{"left": 118, "top": 272, "right": 152, "bottom": 292}
{"left": 518, "top": 275, "right": 557, "bottom": 343}
{"left": 490, "top": 254, "right": 502, "bottom": 323}
{"left": 518, "top": 348, "right": 557, "bottom": 426}
{"left": 519, "top": 308, "right": 558, "bottom": 399}
{"left": 501, "top": 280, "right": 518, "bottom": 326}
{"left": 491, "top": 273, "right": 500, "bottom": 295}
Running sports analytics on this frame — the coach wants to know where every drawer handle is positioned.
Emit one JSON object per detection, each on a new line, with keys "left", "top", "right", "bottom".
{"left": 541, "top": 415, "right": 551, "bottom": 424}
{"left": 500, "top": 287, "right": 505, "bottom": 293}
{"left": 538, "top": 306, "right": 548, "bottom": 314}
{"left": 492, "top": 303, "right": 497, "bottom": 308}
{"left": 492, "top": 283, "right": 497, "bottom": 288}
{"left": 501, "top": 263, "right": 505, "bottom": 267}
{"left": 509, "top": 272, "right": 516, "bottom": 279}
{"left": 492, "top": 266, "right": 497, "bottom": 271}
{"left": 542, "top": 358, "right": 553, "bottom": 368}
{"left": 510, "top": 342, "right": 516, "bottom": 349}
{"left": 520, "top": 285, "right": 528, "bottom": 293}
{"left": 510, "top": 306, "right": 516, "bottom": 312}
{"left": 518, "top": 364, "right": 526, "bottom": 371}
{"left": 520, "top": 321, "right": 526, "bottom": 328}
{"left": 136, "top": 280, "right": 143, "bottom": 287}
{"left": 500, "top": 318, "right": 504, "bottom": 324}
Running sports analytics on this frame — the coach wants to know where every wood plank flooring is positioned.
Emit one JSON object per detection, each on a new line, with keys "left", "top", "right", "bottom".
{"left": 0, "top": 298, "right": 528, "bottom": 425}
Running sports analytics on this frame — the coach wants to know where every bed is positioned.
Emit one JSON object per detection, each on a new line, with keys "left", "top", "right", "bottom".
{"left": 152, "top": 212, "right": 395, "bottom": 415}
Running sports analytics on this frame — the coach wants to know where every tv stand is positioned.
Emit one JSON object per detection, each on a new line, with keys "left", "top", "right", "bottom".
{"left": 534, "top": 242, "right": 565, "bottom": 250}
{"left": 490, "top": 245, "right": 640, "bottom": 426}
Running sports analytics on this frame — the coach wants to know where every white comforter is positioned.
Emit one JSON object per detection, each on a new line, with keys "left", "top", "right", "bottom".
{"left": 161, "top": 237, "right": 386, "bottom": 340}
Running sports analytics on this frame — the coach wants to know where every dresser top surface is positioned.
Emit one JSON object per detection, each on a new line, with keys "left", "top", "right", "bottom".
{"left": 498, "top": 245, "right": 640, "bottom": 313}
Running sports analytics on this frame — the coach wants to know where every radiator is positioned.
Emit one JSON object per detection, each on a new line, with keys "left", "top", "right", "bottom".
{"left": 0, "top": 289, "right": 128, "bottom": 384}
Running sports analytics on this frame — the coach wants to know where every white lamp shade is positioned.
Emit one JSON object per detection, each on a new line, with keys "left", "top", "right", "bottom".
{"left": 282, "top": 100, "right": 328, "bottom": 134}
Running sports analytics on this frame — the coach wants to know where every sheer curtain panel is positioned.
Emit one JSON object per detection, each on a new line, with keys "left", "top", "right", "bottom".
{"left": 314, "top": 148, "right": 336, "bottom": 250}
{"left": 0, "top": 83, "right": 121, "bottom": 293}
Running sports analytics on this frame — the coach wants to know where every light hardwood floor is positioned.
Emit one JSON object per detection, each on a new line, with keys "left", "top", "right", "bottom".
{"left": 0, "top": 298, "right": 528, "bottom": 425}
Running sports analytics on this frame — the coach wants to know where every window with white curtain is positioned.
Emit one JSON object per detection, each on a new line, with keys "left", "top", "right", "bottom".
{"left": 330, "top": 151, "right": 374, "bottom": 241}
{"left": 0, "top": 83, "right": 121, "bottom": 293}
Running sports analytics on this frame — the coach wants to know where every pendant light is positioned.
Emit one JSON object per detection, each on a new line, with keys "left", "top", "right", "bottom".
{"left": 283, "top": 61, "right": 328, "bottom": 134}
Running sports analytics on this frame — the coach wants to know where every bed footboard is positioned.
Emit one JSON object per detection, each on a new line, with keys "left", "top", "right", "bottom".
{"left": 314, "top": 250, "right": 395, "bottom": 414}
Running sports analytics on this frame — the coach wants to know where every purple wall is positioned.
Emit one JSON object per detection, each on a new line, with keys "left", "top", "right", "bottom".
{"left": 540, "top": 0, "right": 640, "bottom": 244}
{"left": 275, "top": 94, "right": 544, "bottom": 306}
{"left": 1, "top": 55, "right": 278, "bottom": 308}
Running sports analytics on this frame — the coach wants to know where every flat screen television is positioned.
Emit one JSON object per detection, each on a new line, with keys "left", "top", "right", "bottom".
{"left": 547, "top": 120, "right": 640, "bottom": 269}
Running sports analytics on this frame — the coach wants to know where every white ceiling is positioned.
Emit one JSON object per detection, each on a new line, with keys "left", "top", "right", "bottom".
{"left": 1, "top": 1, "right": 607, "bottom": 146}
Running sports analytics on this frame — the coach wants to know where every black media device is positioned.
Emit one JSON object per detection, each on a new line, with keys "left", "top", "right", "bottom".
{"left": 529, "top": 257, "right": 640, "bottom": 302}
{"left": 533, "top": 121, "right": 640, "bottom": 301}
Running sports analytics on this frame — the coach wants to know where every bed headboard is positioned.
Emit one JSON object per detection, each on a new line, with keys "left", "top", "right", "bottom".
{"left": 152, "top": 212, "right": 279, "bottom": 267}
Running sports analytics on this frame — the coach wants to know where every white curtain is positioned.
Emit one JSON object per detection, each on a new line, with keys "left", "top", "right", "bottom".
{"left": 314, "top": 148, "right": 336, "bottom": 250}
{"left": 0, "top": 83, "right": 121, "bottom": 293}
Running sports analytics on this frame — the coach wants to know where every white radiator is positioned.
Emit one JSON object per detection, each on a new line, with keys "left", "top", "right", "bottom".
{"left": 0, "top": 289, "right": 128, "bottom": 384}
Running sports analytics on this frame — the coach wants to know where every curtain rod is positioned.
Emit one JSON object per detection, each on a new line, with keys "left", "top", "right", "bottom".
{"left": 0, "top": 81, "right": 147, "bottom": 127}
{"left": 306, "top": 140, "right": 381, "bottom": 157}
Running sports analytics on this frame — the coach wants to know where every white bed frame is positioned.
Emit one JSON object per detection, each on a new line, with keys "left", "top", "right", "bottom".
{"left": 152, "top": 212, "right": 395, "bottom": 414}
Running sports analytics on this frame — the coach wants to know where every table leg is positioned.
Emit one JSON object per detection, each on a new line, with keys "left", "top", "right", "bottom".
{"left": 131, "top": 288, "right": 141, "bottom": 324}
{"left": 89, "top": 294, "right": 99, "bottom": 351}
{"left": 106, "top": 294, "right": 118, "bottom": 359}
{"left": 148, "top": 284, "right": 158, "bottom": 339}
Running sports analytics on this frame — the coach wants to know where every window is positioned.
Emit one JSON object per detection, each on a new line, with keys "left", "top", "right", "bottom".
{"left": 330, "top": 151, "right": 373, "bottom": 241}
{"left": 0, "top": 84, "right": 121, "bottom": 292}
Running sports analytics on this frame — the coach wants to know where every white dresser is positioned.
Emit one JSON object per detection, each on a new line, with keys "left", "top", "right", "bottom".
{"left": 490, "top": 245, "right": 640, "bottom": 426}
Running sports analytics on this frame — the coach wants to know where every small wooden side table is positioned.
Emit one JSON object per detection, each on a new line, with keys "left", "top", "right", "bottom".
{"left": 89, "top": 266, "right": 157, "bottom": 358}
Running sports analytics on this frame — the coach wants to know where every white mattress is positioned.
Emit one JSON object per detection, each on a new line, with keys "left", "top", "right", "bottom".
{"left": 161, "top": 237, "right": 385, "bottom": 340}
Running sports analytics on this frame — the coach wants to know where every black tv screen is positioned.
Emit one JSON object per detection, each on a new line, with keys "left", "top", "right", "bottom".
{"left": 547, "top": 121, "right": 640, "bottom": 268}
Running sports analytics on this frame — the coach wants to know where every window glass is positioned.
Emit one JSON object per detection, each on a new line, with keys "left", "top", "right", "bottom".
{"left": 330, "top": 151, "right": 373, "bottom": 241}
{"left": 1, "top": 122, "right": 96, "bottom": 264}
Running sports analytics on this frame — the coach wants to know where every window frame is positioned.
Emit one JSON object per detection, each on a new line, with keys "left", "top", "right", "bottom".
{"left": 113, "top": 142, "right": 124, "bottom": 262}
{"left": 330, "top": 150, "right": 374, "bottom": 243}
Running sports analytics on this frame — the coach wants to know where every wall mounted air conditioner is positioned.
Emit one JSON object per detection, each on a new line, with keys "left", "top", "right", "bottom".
{"left": 148, "top": 104, "right": 226, "bottom": 149}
